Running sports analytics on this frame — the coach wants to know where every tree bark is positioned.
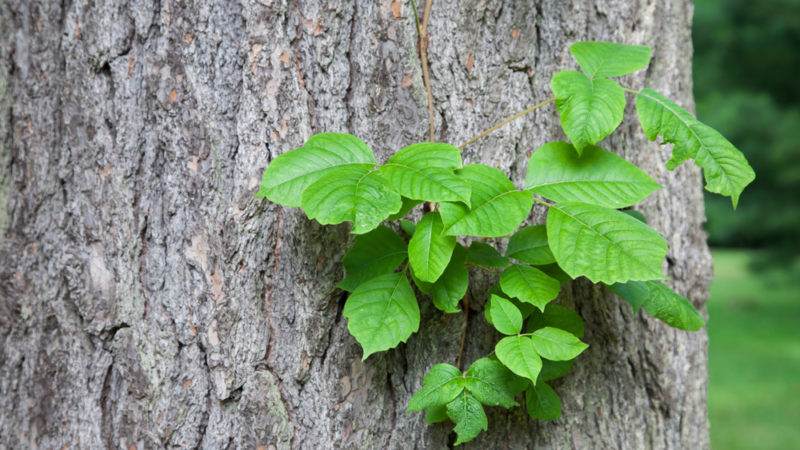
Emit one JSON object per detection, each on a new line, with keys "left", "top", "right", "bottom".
{"left": 0, "top": 1, "right": 711, "bottom": 448}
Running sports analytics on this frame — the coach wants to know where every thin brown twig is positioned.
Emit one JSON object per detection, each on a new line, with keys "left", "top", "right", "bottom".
{"left": 459, "top": 97, "right": 556, "bottom": 149}
{"left": 419, "top": 0, "right": 435, "bottom": 142}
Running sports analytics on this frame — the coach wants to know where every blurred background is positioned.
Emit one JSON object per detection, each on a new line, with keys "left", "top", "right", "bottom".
{"left": 693, "top": 0, "right": 800, "bottom": 448}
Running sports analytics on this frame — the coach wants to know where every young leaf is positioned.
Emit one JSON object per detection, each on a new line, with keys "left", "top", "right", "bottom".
{"left": 609, "top": 280, "right": 705, "bottom": 331}
{"left": 342, "top": 273, "right": 420, "bottom": 360}
{"left": 546, "top": 202, "right": 668, "bottom": 283}
{"left": 466, "top": 241, "right": 510, "bottom": 268}
{"left": 446, "top": 391, "right": 488, "bottom": 445}
{"left": 301, "top": 166, "right": 402, "bottom": 234}
{"left": 408, "top": 212, "right": 457, "bottom": 283}
{"left": 426, "top": 245, "right": 469, "bottom": 313}
{"left": 551, "top": 71, "right": 626, "bottom": 154}
{"left": 506, "top": 225, "right": 555, "bottom": 265}
{"left": 388, "top": 197, "right": 423, "bottom": 221}
{"left": 379, "top": 143, "right": 472, "bottom": 205}
{"left": 569, "top": 41, "right": 652, "bottom": 79}
{"left": 257, "top": 133, "right": 377, "bottom": 207}
{"left": 495, "top": 335, "right": 542, "bottom": 383}
{"left": 440, "top": 165, "right": 534, "bottom": 237}
{"left": 488, "top": 295, "right": 523, "bottom": 335}
{"left": 530, "top": 327, "right": 588, "bottom": 361}
{"left": 525, "top": 381, "right": 562, "bottom": 420}
{"left": 338, "top": 226, "right": 408, "bottom": 292}
{"left": 636, "top": 88, "right": 755, "bottom": 207}
{"left": 463, "top": 357, "right": 521, "bottom": 408}
{"left": 527, "top": 304, "right": 585, "bottom": 337}
{"left": 408, "top": 363, "right": 465, "bottom": 411}
{"left": 526, "top": 142, "right": 661, "bottom": 208}
{"left": 499, "top": 264, "right": 561, "bottom": 312}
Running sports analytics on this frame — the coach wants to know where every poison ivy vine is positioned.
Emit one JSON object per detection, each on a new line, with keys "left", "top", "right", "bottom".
{"left": 256, "top": 41, "right": 754, "bottom": 444}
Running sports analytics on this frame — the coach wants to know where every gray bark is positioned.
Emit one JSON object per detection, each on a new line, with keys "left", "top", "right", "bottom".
{"left": 0, "top": 0, "right": 711, "bottom": 448}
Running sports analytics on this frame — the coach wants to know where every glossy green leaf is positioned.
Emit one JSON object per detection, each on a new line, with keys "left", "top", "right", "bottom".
{"left": 526, "top": 142, "right": 661, "bottom": 208}
{"left": 620, "top": 209, "right": 647, "bottom": 224}
{"left": 408, "top": 363, "right": 465, "bottom": 411}
{"left": 400, "top": 219, "right": 416, "bottom": 236}
{"left": 338, "top": 226, "right": 408, "bottom": 292}
{"left": 527, "top": 304, "right": 585, "bottom": 337}
{"left": 463, "top": 357, "right": 520, "bottom": 408}
{"left": 530, "top": 327, "right": 588, "bottom": 361}
{"left": 536, "top": 263, "right": 573, "bottom": 286}
{"left": 440, "top": 165, "right": 533, "bottom": 237}
{"left": 539, "top": 359, "right": 574, "bottom": 382}
{"left": 425, "top": 404, "right": 448, "bottom": 423}
{"left": 427, "top": 245, "right": 469, "bottom": 313}
{"left": 466, "top": 241, "right": 510, "bottom": 268}
{"left": 546, "top": 202, "right": 668, "bottom": 283}
{"left": 488, "top": 295, "right": 523, "bottom": 335}
{"left": 380, "top": 143, "right": 471, "bottom": 205}
{"left": 447, "top": 391, "right": 488, "bottom": 445}
{"left": 506, "top": 225, "right": 555, "bottom": 265}
{"left": 525, "top": 381, "right": 561, "bottom": 420}
{"left": 301, "top": 166, "right": 402, "bottom": 234}
{"left": 609, "top": 280, "right": 705, "bottom": 331}
{"left": 409, "top": 212, "right": 456, "bottom": 283}
{"left": 342, "top": 273, "right": 419, "bottom": 359}
{"left": 499, "top": 264, "right": 561, "bottom": 312}
{"left": 551, "top": 71, "right": 626, "bottom": 154}
{"left": 569, "top": 41, "right": 651, "bottom": 79}
{"left": 257, "top": 133, "right": 377, "bottom": 207}
{"left": 388, "top": 197, "right": 422, "bottom": 221}
{"left": 495, "top": 335, "right": 542, "bottom": 383}
{"left": 636, "top": 88, "right": 755, "bottom": 207}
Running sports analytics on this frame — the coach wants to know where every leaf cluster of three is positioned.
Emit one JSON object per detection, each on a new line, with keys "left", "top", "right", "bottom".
{"left": 256, "top": 42, "right": 753, "bottom": 444}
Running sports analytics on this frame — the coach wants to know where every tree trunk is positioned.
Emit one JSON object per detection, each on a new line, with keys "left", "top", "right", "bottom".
{"left": 0, "top": 1, "right": 711, "bottom": 448}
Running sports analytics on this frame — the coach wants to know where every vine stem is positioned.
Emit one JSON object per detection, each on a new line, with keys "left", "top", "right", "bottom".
{"left": 622, "top": 87, "right": 640, "bottom": 95}
{"left": 455, "top": 292, "right": 469, "bottom": 370}
{"left": 532, "top": 196, "right": 554, "bottom": 208}
{"left": 419, "top": 0, "right": 435, "bottom": 142}
{"left": 459, "top": 98, "right": 555, "bottom": 149}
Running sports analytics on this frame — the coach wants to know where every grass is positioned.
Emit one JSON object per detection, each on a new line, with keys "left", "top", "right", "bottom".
{"left": 708, "top": 249, "right": 800, "bottom": 449}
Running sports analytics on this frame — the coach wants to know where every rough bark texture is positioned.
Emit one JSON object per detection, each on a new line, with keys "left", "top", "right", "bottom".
{"left": 0, "top": 1, "right": 711, "bottom": 448}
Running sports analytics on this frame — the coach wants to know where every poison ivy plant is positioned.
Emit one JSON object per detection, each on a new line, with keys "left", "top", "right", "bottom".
{"left": 257, "top": 41, "right": 753, "bottom": 444}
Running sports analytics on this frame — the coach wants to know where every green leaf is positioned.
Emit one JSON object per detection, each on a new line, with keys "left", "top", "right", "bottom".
{"left": 530, "top": 327, "right": 588, "bottom": 361}
{"left": 569, "top": 41, "right": 652, "bottom": 79}
{"left": 609, "top": 280, "right": 705, "bottom": 331}
{"left": 342, "top": 273, "right": 419, "bottom": 359}
{"left": 527, "top": 304, "right": 585, "bottom": 337}
{"left": 526, "top": 142, "right": 661, "bottom": 208}
{"left": 488, "top": 295, "right": 523, "bottom": 335}
{"left": 440, "top": 165, "right": 533, "bottom": 237}
{"left": 408, "top": 363, "right": 465, "bottom": 411}
{"left": 257, "top": 133, "right": 377, "bottom": 207}
{"left": 380, "top": 143, "right": 471, "bottom": 205}
{"left": 427, "top": 245, "right": 469, "bottom": 313}
{"left": 301, "top": 166, "right": 402, "bottom": 234}
{"left": 409, "top": 212, "right": 457, "bottom": 283}
{"left": 499, "top": 264, "right": 561, "bottom": 312}
{"left": 400, "top": 219, "right": 416, "bottom": 236}
{"left": 425, "top": 404, "right": 449, "bottom": 423}
{"left": 388, "top": 197, "right": 422, "bottom": 221}
{"left": 546, "top": 202, "right": 668, "bottom": 283}
{"left": 525, "top": 381, "right": 561, "bottom": 420}
{"left": 463, "top": 357, "right": 520, "bottom": 408}
{"left": 338, "top": 226, "right": 408, "bottom": 292}
{"left": 620, "top": 209, "right": 647, "bottom": 224}
{"left": 636, "top": 88, "right": 755, "bottom": 207}
{"left": 446, "top": 391, "right": 488, "bottom": 446}
{"left": 551, "top": 71, "right": 626, "bottom": 154}
{"left": 536, "top": 263, "right": 573, "bottom": 286}
{"left": 466, "top": 241, "right": 510, "bottom": 268}
{"left": 506, "top": 225, "right": 555, "bottom": 265}
{"left": 495, "top": 335, "right": 542, "bottom": 383}
{"left": 539, "top": 359, "right": 574, "bottom": 382}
